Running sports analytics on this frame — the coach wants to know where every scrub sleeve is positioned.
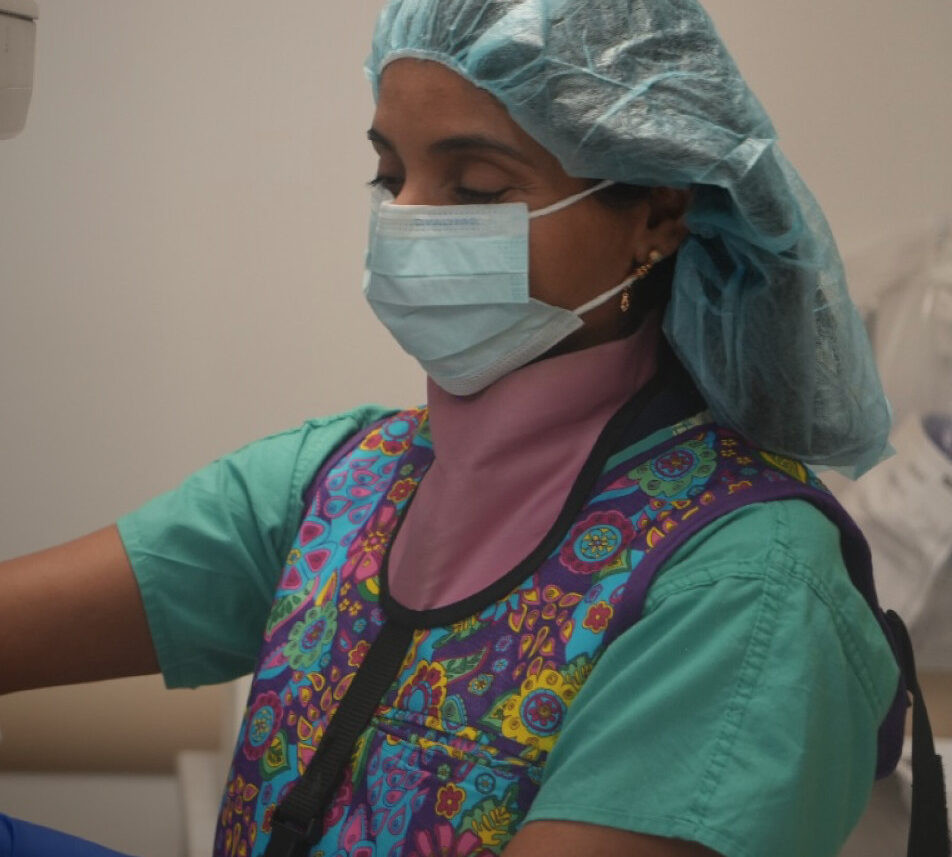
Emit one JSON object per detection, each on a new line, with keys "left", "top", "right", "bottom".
{"left": 116, "top": 405, "right": 393, "bottom": 688}
{"left": 525, "top": 499, "right": 900, "bottom": 857}
{"left": 117, "top": 410, "right": 901, "bottom": 857}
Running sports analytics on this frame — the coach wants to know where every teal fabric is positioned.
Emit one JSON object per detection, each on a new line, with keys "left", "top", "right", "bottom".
{"left": 117, "top": 405, "right": 394, "bottom": 688}
{"left": 526, "top": 498, "right": 900, "bottom": 857}
{"left": 119, "top": 409, "right": 899, "bottom": 855}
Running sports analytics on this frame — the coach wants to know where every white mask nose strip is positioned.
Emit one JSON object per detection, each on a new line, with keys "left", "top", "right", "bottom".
{"left": 528, "top": 179, "right": 615, "bottom": 219}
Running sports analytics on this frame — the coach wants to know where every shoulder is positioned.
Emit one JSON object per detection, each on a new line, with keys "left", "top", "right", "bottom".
{"left": 210, "top": 404, "right": 399, "bottom": 497}
{"left": 224, "top": 404, "right": 398, "bottom": 465}
{"left": 529, "top": 498, "right": 898, "bottom": 857}
{"left": 646, "top": 495, "right": 899, "bottom": 719}
{"left": 648, "top": 496, "right": 841, "bottom": 599}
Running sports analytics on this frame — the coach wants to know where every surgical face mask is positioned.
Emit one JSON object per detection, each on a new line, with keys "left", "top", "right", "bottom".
{"left": 363, "top": 179, "right": 640, "bottom": 396}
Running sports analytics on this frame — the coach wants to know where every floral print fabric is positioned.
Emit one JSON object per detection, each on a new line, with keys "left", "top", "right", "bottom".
{"left": 215, "top": 410, "right": 840, "bottom": 857}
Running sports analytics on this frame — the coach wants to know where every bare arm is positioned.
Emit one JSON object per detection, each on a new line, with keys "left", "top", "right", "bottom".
{"left": 0, "top": 525, "right": 159, "bottom": 695}
{"left": 502, "top": 821, "right": 722, "bottom": 857}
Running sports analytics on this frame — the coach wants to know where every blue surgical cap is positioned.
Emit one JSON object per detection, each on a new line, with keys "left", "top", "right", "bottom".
{"left": 366, "top": 0, "right": 892, "bottom": 478}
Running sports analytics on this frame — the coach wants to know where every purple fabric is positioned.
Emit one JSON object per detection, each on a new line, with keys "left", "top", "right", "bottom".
{"left": 218, "top": 412, "right": 903, "bottom": 856}
{"left": 301, "top": 418, "right": 392, "bottom": 513}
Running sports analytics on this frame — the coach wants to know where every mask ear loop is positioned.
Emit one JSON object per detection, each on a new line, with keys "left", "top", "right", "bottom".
{"left": 529, "top": 179, "right": 615, "bottom": 219}
{"left": 573, "top": 271, "right": 640, "bottom": 317}
{"left": 573, "top": 250, "right": 665, "bottom": 317}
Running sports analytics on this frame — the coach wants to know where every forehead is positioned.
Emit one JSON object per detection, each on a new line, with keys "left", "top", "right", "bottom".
{"left": 372, "top": 58, "right": 561, "bottom": 170}
{"left": 376, "top": 58, "right": 504, "bottom": 113}
{"left": 374, "top": 59, "right": 520, "bottom": 138}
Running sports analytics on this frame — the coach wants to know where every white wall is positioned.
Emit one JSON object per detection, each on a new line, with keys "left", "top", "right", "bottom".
{"left": 1, "top": 0, "right": 950, "bottom": 775}
{"left": 1, "top": 0, "right": 404, "bottom": 562}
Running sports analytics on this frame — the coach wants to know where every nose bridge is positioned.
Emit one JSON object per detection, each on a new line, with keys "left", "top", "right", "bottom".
{"left": 392, "top": 182, "right": 431, "bottom": 206}
{"left": 389, "top": 161, "right": 443, "bottom": 205}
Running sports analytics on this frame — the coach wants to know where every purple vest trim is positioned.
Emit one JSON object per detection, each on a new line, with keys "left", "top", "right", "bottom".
{"left": 215, "top": 411, "right": 903, "bottom": 857}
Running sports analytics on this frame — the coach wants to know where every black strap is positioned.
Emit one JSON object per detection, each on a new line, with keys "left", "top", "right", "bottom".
{"left": 273, "top": 351, "right": 947, "bottom": 856}
{"left": 266, "top": 346, "right": 707, "bottom": 855}
{"left": 265, "top": 620, "right": 415, "bottom": 857}
{"left": 884, "top": 610, "right": 950, "bottom": 857}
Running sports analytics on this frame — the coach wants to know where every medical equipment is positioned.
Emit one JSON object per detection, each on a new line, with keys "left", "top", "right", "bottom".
{"left": 0, "top": 0, "right": 37, "bottom": 140}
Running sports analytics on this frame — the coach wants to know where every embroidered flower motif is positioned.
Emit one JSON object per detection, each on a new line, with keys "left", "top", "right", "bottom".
{"left": 241, "top": 692, "right": 283, "bottom": 761}
{"left": 359, "top": 411, "right": 424, "bottom": 456}
{"left": 501, "top": 669, "right": 576, "bottom": 753}
{"left": 434, "top": 783, "right": 467, "bottom": 819}
{"left": 560, "top": 510, "right": 635, "bottom": 575}
{"left": 475, "top": 772, "right": 496, "bottom": 795}
{"left": 340, "top": 502, "right": 397, "bottom": 583}
{"left": 347, "top": 639, "right": 371, "bottom": 668}
{"left": 396, "top": 660, "right": 448, "bottom": 729}
{"left": 628, "top": 438, "right": 717, "bottom": 498}
{"left": 283, "top": 603, "right": 337, "bottom": 671}
{"left": 467, "top": 673, "right": 493, "bottom": 696}
{"left": 407, "top": 821, "right": 493, "bottom": 857}
{"left": 387, "top": 477, "right": 419, "bottom": 503}
{"left": 582, "top": 601, "right": 614, "bottom": 634}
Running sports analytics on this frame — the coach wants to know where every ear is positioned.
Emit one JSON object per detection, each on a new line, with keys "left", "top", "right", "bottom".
{"left": 634, "top": 187, "right": 692, "bottom": 262}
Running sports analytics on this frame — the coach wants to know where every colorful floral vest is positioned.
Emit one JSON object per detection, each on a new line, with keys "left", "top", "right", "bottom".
{"left": 214, "top": 403, "right": 902, "bottom": 857}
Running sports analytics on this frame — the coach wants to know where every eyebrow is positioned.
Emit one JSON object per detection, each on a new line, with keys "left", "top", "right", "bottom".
{"left": 367, "top": 128, "right": 532, "bottom": 166}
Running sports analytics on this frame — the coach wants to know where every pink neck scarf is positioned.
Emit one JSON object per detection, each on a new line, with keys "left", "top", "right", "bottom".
{"left": 389, "top": 317, "right": 661, "bottom": 610}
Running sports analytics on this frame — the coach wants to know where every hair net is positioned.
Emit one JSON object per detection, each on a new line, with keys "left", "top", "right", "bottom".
{"left": 366, "top": 0, "right": 892, "bottom": 478}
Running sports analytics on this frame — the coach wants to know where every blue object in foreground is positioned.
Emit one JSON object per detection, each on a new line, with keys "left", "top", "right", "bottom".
{"left": 0, "top": 814, "right": 136, "bottom": 857}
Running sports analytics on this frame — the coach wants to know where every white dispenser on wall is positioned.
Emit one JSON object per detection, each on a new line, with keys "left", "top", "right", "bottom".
{"left": 0, "top": 0, "right": 38, "bottom": 139}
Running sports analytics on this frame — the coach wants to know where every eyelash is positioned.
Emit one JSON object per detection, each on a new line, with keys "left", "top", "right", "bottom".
{"left": 367, "top": 176, "right": 508, "bottom": 204}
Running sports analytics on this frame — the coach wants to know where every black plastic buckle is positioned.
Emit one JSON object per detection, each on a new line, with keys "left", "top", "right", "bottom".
{"left": 263, "top": 810, "right": 323, "bottom": 857}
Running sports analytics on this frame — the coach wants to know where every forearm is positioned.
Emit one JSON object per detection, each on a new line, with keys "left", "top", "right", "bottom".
{"left": 0, "top": 525, "right": 159, "bottom": 695}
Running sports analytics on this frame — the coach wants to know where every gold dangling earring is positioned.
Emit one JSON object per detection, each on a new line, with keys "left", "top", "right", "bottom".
{"left": 620, "top": 250, "right": 664, "bottom": 313}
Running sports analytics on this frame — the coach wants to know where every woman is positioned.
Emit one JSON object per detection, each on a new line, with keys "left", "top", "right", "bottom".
{"left": 0, "top": 1, "right": 926, "bottom": 856}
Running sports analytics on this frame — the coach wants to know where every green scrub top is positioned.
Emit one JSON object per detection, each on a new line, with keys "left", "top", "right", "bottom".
{"left": 117, "top": 404, "right": 900, "bottom": 857}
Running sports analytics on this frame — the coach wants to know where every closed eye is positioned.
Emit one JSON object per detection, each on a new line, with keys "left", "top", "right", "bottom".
{"left": 367, "top": 175, "right": 403, "bottom": 195}
{"left": 367, "top": 177, "right": 510, "bottom": 205}
{"left": 453, "top": 186, "right": 509, "bottom": 204}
